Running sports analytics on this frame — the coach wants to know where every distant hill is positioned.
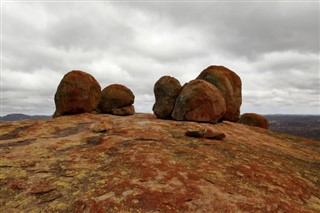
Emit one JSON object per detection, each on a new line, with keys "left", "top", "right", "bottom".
{"left": 265, "top": 114, "right": 320, "bottom": 141}
{"left": 0, "top": 113, "right": 51, "bottom": 121}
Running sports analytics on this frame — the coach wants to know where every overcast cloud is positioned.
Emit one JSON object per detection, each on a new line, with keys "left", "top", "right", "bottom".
{"left": 1, "top": 1, "right": 319, "bottom": 116}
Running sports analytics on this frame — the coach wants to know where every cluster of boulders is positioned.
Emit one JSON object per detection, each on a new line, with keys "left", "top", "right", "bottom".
{"left": 53, "top": 66, "right": 269, "bottom": 130}
{"left": 53, "top": 70, "right": 135, "bottom": 118}
{"left": 153, "top": 65, "right": 269, "bottom": 129}
{"left": 153, "top": 65, "right": 242, "bottom": 123}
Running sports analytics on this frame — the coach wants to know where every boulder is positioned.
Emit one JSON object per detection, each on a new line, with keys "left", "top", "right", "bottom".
{"left": 153, "top": 76, "right": 181, "bottom": 119}
{"left": 196, "top": 65, "right": 242, "bottom": 122}
{"left": 171, "top": 79, "right": 226, "bottom": 123}
{"left": 240, "top": 113, "right": 269, "bottom": 129}
{"left": 98, "top": 84, "right": 135, "bottom": 115}
{"left": 53, "top": 70, "right": 101, "bottom": 118}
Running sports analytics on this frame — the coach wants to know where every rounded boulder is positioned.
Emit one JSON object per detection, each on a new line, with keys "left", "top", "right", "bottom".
{"left": 240, "top": 113, "right": 269, "bottom": 129}
{"left": 171, "top": 79, "right": 226, "bottom": 123}
{"left": 98, "top": 84, "right": 135, "bottom": 114}
{"left": 153, "top": 76, "right": 181, "bottom": 119}
{"left": 197, "top": 65, "right": 242, "bottom": 122}
{"left": 53, "top": 70, "right": 101, "bottom": 118}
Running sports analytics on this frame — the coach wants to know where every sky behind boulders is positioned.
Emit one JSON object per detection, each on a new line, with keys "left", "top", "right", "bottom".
{"left": 1, "top": 0, "right": 319, "bottom": 115}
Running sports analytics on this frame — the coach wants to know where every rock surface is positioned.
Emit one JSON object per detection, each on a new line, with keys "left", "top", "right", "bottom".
{"left": 0, "top": 113, "right": 319, "bottom": 212}
{"left": 197, "top": 65, "right": 242, "bottom": 122}
{"left": 240, "top": 113, "right": 270, "bottom": 129}
{"left": 172, "top": 79, "right": 226, "bottom": 123}
{"left": 53, "top": 70, "right": 101, "bottom": 118}
{"left": 98, "top": 84, "right": 135, "bottom": 115}
{"left": 153, "top": 76, "right": 181, "bottom": 119}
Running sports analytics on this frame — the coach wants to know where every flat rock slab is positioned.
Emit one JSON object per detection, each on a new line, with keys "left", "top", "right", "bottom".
{"left": 0, "top": 113, "right": 319, "bottom": 212}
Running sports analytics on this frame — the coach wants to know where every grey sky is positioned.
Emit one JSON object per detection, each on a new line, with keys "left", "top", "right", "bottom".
{"left": 1, "top": 0, "right": 319, "bottom": 116}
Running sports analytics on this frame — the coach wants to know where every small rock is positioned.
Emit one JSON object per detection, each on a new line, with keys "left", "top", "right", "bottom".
{"left": 90, "top": 120, "right": 113, "bottom": 132}
{"left": 185, "top": 129, "right": 226, "bottom": 140}
{"left": 203, "top": 129, "right": 226, "bottom": 140}
{"left": 185, "top": 130, "right": 205, "bottom": 138}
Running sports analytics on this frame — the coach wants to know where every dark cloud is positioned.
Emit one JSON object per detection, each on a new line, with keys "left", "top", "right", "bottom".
{"left": 1, "top": 1, "right": 319, "bottom": 115}
{"left": 125, "top": 2, "right": 319, "bottom": 57}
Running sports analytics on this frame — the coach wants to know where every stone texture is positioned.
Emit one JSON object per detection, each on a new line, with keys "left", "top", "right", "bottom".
{"left": 153, "top": 76, "right": 181, "bottom": 119}
{"left": 98, "top": 84, "right": 134, "bottom": 114}
{"left": 172, "top": 79, "right": 226, "bottom": 123}
{"left": 197, "top": 65, "right": 242, "bottom": 122}
{"left": 240, "top": 113, "right": 270, "bottom": 129}
{"left": 0, "top": 113, "right": 319, "bottom": 212}
{"left": 53, "top": 70, "right": 101, "bottom": 118}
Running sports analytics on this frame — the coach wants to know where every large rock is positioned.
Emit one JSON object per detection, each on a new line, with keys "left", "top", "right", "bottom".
{"left": 197, "top": 65, "right": 242, "bottom": 122}
{"left": 240, "top": 113, "right": 270, "bottom": 129}
{"left": 171, "top": 79, "right": 226, "bottom": 123}
{"left": 1, "top": 113, "right": 319, "bottom": 212}
{"left": 98, "top": 84, "right": 135, "bottom": 114}
{"left": 153, "top": 76, "right": 181, "bottom": 119}
{"left": 53, "top": 70, "right": 101, "bottom": 118}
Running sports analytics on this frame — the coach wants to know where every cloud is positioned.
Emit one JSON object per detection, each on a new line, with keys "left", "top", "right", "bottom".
{"left": 128, "top": 2, "right": 319, "bottom": 57}
{"left": 1, "top": 1, "right": 319, "bottom": 116}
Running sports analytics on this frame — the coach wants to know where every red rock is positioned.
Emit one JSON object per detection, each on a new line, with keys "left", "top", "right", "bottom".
{"left": 240, "top": 113, "right": 270, "bottom": 129}
{"left": 53, "top": 70, "right": 101, "bottom": 118}
{"left": 153, "top": 76, "right": 181, "bottom": 119}
{"left": 197, "top": 65, "right": 242, "bottom": 122}
{"left": 0, "top": 113, "right": 318, "bottom": 212}
{"left": 172, "top": 79, "right": 226, "bottom": 123}
{"left": 185, "top": 130, "right": 204, "bottom": 138}
{"left": 98, "top": 84, "right": 135, "bottom": 115}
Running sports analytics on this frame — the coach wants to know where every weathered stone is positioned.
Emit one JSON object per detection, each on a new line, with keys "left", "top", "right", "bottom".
{"left": 185, "top": 130, "right": 204, "bottom": 138}
{"left": 53, "top": 70, "right": 101, "bottom": 118}
{"left": 240, "top": 113, "right": 270, "bottom": 129}
{"left": 153, "top": 76, "right": 181, "bottom": 119}
{"left": 98, "top": 84, "right": 134, "bottom": 114}
{"left": 172, "top": 79, "right": 226, "bottom": 123}
{"left": 112, "top": 105, "right": 135, "bottom": 116}
{"left": 197, "top": 65, "right": 242, "bottom": 122}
